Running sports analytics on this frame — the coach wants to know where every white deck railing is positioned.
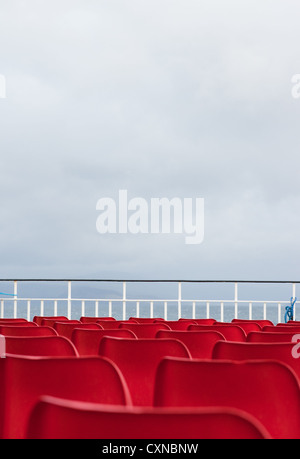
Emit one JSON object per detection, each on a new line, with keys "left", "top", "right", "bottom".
{"left": 0, "top": 279, "right": 298, "bottom": 324}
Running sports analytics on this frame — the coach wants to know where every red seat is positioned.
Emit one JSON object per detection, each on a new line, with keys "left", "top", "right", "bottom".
{"left": 0, "top": 318, "right": 28, "bottom": 323}
{"left": 263, "top": 325, "right": 300, "bottom": 333}
{"left": 155, "top": 320, "right": 197, "bottom": 330}
{"left": 3, "top": 355, "right": 131, "bottom": 439}
{"left": 156, "top": 330, "right": 225, "bottom": 359}
{"left": 192, "top": 318, "right": 217, "bottom": 325}
{"left": 0, "top": 326, "right": 57, "bottom": 337}
{"left": 212, "top": 341, "right": 300, "bottom": 382}
{"left": 0, "top": 321, "right": 37, "bottom": 327}
{"left": 26, "top": 395, "right": 271, "bottom": 439}
{"left": 80, "top": 316, "right": 116, "bottom": 323}
{"left": 96, "top": 320, "right": 136, "bottom": 329}
{"left": 71, "top": 329, "right": 137, "bottom": 356}
{"left": 188, "top": 324, "right": 246, "bottom": 341}
{"left": 53, "top": 322, "right": 103, "bottom": 340}
{"left": 232, "top": 319, "right": 273, "bottom": 327}
{"left": 118, "top": 322, "right": 171, "bottom": 338}
{"left": 4, "top": 336, "right": 78, "bottom": 357}
{"left": 247, "top": 331, "right": 296, "bottom": 343}
{"left": 154, "top": 357, "right": 300, "bottom": 439}
{"left": 129, "top": 317, "right": 164, "bottom": 323}
{"left": 215, "top": 321, "right": 261, "bottom": 334}
{"left": 41, "top": 319, "right": 80, "bottom": 328}
{"left": 99, "top": 337, "right": 191, "bottom": 406}
{"left": 33, "top": 316, "right": 68, "bottom": 326}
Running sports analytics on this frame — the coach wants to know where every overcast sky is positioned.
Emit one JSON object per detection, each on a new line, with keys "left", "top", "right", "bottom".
{"left": 0, "top": 0, "right": 300, "bottom": 284}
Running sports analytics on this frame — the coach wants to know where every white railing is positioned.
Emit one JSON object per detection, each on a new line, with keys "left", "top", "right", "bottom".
{"left": 0, "top": 279, "right": 298, "bottom": 324}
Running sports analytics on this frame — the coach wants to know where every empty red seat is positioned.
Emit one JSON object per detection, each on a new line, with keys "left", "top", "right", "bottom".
{"left": 153, "top": 357, "right": 300, "bottom": 439}
{"left": 0, "top": 326, "right": 57, "bottom": 337}
{"left": 4, "top": 336, "right": 78, "bottom": 357}
{"left": 0, "top": 321, "right": 37, "bottom": 327}
{"left": 33, "top": 316, "right": 68, "bottom": 326}
{"left": 247, "top": 331, "right": 296, "bottom": 343}
{"left": 26, "top": 395, "right": 271, "bottom": 439}
{"left": 156, "top": 330, "right": 225, "bottom": 358}
{"left": 118, "top": 322, "right": 171, "bottom": 338}
{"left": 53, "top": 322, "right": 103, "bottom": 340}
{"left": 129, "top": 317, "right": 164, "bottom": 323}
{"left": 41, "top": 319, "right": 80, "bottom": 328}
{"left": 188, "top": 324, "right": 246, "bottom": 341}
{"left": 263, "top": 325, "right": 300, "bottom": 333}
{"left": 99, "top": 337, "right": 191, "bottom": 406}
{"left": 80, "top": 317, "right": 116, "bottom": 323}
{"left": 96, "top": 320, "right": 136, "bottom": 329}
{"left": 3, "top": 355, "right": 131, "bottom": 438}
{"left": 215, "top": 321, "right": 261, "bottom": 334}
{"left": 232, "top": 319, "right": 273, "bottom": 327}
{"left": 192, "top": 318, "right": 217, "bottom": 325}
{"left": 71, "top": 329, "right": 137, "bottom": 356}
{"left": 212, "top": 341, "right": 300, "bottom": 382}
{"left": 0, "top": 318, "right": 28, "bottom": 323}
{"left": 155, "top": 320, "right": 196, "bottom": 330}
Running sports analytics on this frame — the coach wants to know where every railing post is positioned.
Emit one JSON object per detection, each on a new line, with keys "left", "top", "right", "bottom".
{"left": 178, "top": 282, "right": 182, "bottom": 319}
{"left": 67, "top": 281, "right": 72, "bottom": 319}
{"left": 13, "top": 280, "right": 18, "bottom": 318}
{"left": 122, "top": 281, "right": 126, "bottom": 320}
{"left": 293, "top": 283, "right": 297, "bottom": 320}
{"left": 234, "top": 282, "right": 238, "bottom": 319}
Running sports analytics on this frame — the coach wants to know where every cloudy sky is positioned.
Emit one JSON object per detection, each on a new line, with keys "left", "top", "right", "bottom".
{"left": 0, "top": 0, "right": 300, "bottom": 285}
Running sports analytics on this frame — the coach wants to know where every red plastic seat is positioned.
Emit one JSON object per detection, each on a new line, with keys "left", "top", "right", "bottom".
{"left": 212, "top": 341, "right": 300, "bottom": 382}
{"left": 4, "top": 336, "right": 79, "bottom": 357}
{"left": 96, "top": 319, "right": 136, "bottom": 329}
{"left": 0, "top": 326, "right": 57, "bottom": 337}
{"left": 129, "top": 317, "right": 164, "bottom": 323}
{"left": 263, "top": 325, "right": 300, "bottom": 333}
{"left": 0, "top": 318, "right": 28, "bottom": 323}
{"left": 188, "top": 324, "right": 246, "bottom": 341}
{"left": 192, "top": 318, "right": 217, "bottom": 325}
{"left": 80, "top": 316, "right": 116, "bottom": 323}
{"left": 232, "top": 318, "right": 273, "bottom": 327}
{"left": 155, "top": 320, "right": 197, "bottom": 330}
{"left": 53, "top": 322, "right": 103, "bottom": 340}
{"left": 154, "top": 357, "right": 300, "bottom": 439}
{"left": 215, "top": 321, "right": 261, "bottom": 334}
{"left": 118, "top": 322, "right": 171, "bottom": 338}
{"left": 41, "top": 318, "right": 80, "bottom": 328}
{"left": 33, "top": 316, "right": 68, "bottom": 326}
{"left": 99, "top": 337, "right": 191, "bottom": 406}
{"left": 71, "top": 328, "right": 137, "bottom": 356}
{"left": 26, "top": 395, "right": 271, "bottom": 439}
{"left": 3, "top": 355, "right": 131, "bottom": 439}
{"left": 156, "top": 330, "right": 225, "bottom": 358}
{"left": 247, "top": 331, "right": 296, "bottom": 343}
{"left": 0, "top": 321, "right": 37, "bottom": 327}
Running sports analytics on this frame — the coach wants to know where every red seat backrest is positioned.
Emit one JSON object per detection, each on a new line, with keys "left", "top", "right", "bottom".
{"left": 53, "top": 322, "right": 103, "bottom": 340}
{"left": 0, "top": 326, "right": 57, "bottom": 337}
{"left": 4, "top": 336, "right": 78, "bottom": 357}
{"left": 99, "top": 337, "right": 191, "bottom": 406}
{"left": 153, "top": 357, "right": 300, "bottom": 439}
{"left": 71, "top": 328, "right": 137, "bottom": 356}
{"left": 118, "top": 322, "right": 171, "bottom": 338}
{"left": 188, "top": 324, "right": 246, "bottom": 341}
{"left": 3, "top": 355, "right": 131, "bottom": 439}
{"left": 26, "top": 395, "right": 271, "bottom": 439}
{"left": 212, "top": 340, "right": 300, "bottom": 383}
{"left": 156, "top": 330, "right": 225, "bottom": 358}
